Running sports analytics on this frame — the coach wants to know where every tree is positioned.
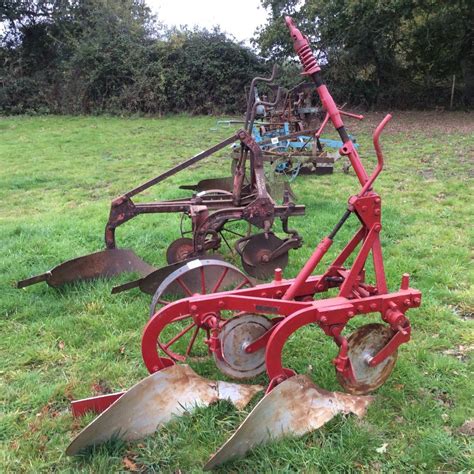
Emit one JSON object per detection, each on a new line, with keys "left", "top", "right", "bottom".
{"left": 0, "top": 1, "right": 265, "bottom": 114}
{"left": 255, "top": 0, "right": 473, "bottom": 107}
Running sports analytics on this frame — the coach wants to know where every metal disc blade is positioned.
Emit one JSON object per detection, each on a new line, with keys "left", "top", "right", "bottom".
{"left": 214, "top": 315, "right": 273, "bottom": 379}
{"left": 166, "top": 238, "right": 194, "bottom": 264}
{"left": 241, "top": 233, "right": 288, "bottom": 280}
{"left": 336, "top": 323, "right": 398, "bottom": 395}
{"left": 204, "top": 375, "right": 374, "bottom": 470}
{"left": 67, "top": 364, "right": 262, "bottom": 456}
{"left": 17, "top": 249, "right": 156, "bottom": 288}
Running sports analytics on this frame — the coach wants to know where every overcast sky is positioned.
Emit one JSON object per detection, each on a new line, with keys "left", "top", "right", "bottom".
{"left": 148, "top": 0, "right": 269, "bottom": 43}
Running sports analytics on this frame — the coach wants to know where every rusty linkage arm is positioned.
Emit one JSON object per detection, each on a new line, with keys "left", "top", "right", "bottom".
{"left": 105, "top": 131, "right": 252, "bottom": 249}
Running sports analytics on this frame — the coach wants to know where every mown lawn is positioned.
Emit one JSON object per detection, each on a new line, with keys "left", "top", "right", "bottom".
{"left": 1, "top": 112, "right": 473, "bottom": 472}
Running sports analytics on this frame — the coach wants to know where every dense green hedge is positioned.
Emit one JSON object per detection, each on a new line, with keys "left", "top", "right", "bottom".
{"left": 0, "top": 1, "right": 266, "bottom": 115}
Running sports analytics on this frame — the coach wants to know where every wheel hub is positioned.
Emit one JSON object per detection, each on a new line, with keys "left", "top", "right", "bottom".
{"left": 214, "top": 314, "right": 273, "bottom": 379}
{"left": 241, "top": 233, "right": 289, "bottom": 280}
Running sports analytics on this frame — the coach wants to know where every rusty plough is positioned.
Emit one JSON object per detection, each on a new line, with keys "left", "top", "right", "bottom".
{"left": 221, "top": 65, "right": 364, "bottom": 181}
{"left": 17, "top": 91, "right": 306, "bottom": 295}
{"left": 65, "top": 18, "right": 421, "bottom": 469}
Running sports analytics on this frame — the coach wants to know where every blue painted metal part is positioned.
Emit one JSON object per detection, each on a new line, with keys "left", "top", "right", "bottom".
{"left": 231, "top": 122, "right": 359, "bottom": 157}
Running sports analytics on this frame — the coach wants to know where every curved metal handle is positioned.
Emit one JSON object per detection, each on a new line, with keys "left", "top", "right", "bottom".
{"left": 358, "top": 114, "right": 392, "bottom": 196}
{"left": 244, "top": 65, "right": 279, "bottom": 129}
{"left": 247, "top": 86, "right": 283, "bottom": 133}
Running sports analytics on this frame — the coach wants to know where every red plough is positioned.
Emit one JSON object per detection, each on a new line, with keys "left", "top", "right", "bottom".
{"left": 67, "top": 18, "right": 421, "bottom": 469}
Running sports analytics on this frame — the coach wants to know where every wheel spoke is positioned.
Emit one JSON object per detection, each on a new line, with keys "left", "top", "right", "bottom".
{"left": 221, "top": 227, "right": 246, "bottom": 238}
{"left": 185, "top": 325, "right": 200, "bottom": 356}
{"left": 212, "top": 267, "right": 229, "bottom": 293}
{"left": 164, "top": 322, "right": 196, "bottom": 349}
{"left": 176, "top": 277, "right": 193, "bottom": 296}
{"left": 219, "top": 230, "right": 234, "bottom": 253}
{"left": 235, "top": 278, "right": 251, "bottom": 290}
{"left": 200, "top": 267, "right": 206, "bottom": 294}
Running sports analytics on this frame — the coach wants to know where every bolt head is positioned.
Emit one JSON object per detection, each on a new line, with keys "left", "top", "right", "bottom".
{"left": 190, "top": 304, "right": 198, "bottom": 313}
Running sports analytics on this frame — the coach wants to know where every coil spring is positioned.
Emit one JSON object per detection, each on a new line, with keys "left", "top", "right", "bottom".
{"left": 297, "top": 42, "right": 319, "bottom": 75}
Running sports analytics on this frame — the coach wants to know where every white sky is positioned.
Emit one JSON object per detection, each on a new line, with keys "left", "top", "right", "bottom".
{"left": 148, "top": 0, "right": 268, "bottom": 43}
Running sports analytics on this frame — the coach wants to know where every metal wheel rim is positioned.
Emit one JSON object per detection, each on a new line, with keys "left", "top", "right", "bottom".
{"left": 150, "top": 259, "right": 252, "bottom": 317}
{"left": 336, "top": 323, "right": 398, "bottom": 395}
{"left": 241, "top": 233, "right": 289, "bottom": 280}
{"left": 214, "top": 314, "right": 273, "bottom": 379}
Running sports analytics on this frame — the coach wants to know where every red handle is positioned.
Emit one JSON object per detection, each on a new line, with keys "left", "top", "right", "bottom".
{"left": 358, "top": 114, "right": 392, "bottom": 196}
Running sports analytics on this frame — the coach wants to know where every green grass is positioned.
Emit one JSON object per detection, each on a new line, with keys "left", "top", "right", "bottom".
{"left": 1, "top": 112, "right": 473, "bottom": 472}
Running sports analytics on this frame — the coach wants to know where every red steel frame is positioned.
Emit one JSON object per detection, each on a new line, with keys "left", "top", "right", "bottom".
{"left": 141, "top": 17, "right": 421, "bottom": 390}
{"left": 72, "top": 17, "right": 421, "bottom": 416}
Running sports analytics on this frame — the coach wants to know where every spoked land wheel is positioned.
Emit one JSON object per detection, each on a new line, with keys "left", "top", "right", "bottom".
{"left": 214, "top": 314, "right": 274, "bottom": 379}
{"left": 336, "top": 323, "right": 398, "bottom": 395}
{"left": 145, "top": 260, "right": 253, "bottom": 370}
{"left": 149, "top": 259, "right": 252, "bottom": 316}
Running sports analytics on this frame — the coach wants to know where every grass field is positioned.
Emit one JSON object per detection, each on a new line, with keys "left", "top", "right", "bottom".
{"left": 1, "top": 112, "right": 473, "bottom": 472}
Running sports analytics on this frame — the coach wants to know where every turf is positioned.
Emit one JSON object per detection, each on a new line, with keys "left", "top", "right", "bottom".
{"left": 1, "top": 112, "right": 473, "bottom": 472}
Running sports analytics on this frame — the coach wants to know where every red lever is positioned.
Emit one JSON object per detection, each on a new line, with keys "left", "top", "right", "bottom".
{"left": 358, "top": 114, "right": 392, "bottom": 196}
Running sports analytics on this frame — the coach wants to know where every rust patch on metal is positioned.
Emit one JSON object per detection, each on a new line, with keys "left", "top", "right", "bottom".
{"left": 204, "top": 375, "right": 374, "bottom": 470}
{"left": 67, "top": 365, "right": 262, "bottom": 456}
{"left": 336, "top": 323, "right": 397, "bottom": 395}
